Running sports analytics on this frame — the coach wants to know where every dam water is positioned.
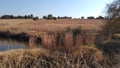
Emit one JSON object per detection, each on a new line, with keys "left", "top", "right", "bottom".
{"left": 0, "top": 37, "right": 29, "bottom": 51}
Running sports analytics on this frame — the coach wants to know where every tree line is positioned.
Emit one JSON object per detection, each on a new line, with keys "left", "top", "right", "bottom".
{"left": 43, "top": 14, "right": 105, "bottom": 20}
{"left": 43, "top": 14, "right": 72, "bottom": 20}
{"left": 87, "top": 16, "right": 105, "bottom": 19}
{"left": 0, "top": 14, "right": 105, "bottom": 20}
{"left": 0, "top": 14, "right": 39, "bottom": 20}
{"left": 81, "top": 16, "right": 105, "bottom": 19}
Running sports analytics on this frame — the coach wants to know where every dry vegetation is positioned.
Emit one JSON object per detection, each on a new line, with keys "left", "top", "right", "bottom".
{"left": 0, "top": 19, "right": 118, "bottom": 68}
{"left": 0, "top": 46, "right": 112, "bottom": 68}
{"left": 0, "top": 0, "right": 119, "bottom": 67}
{"left": 0, "top": 19, "right": 104, "bottom": 35}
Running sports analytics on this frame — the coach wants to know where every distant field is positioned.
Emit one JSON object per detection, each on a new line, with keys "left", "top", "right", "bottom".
{"left": 0, "top": 19, "right": 104, "bottom": 35}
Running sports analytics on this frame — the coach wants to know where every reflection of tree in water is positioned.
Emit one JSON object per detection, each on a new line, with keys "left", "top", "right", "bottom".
{"left": 0, "top": 37, "right": 29, "bottom": 51}
{"left": 29, "top": 36, "right": 42, "bottom": 48}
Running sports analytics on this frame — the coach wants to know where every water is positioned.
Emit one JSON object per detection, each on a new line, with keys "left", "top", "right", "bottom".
{"left": 0, "top": 38, "right": 29, "bottom": 51}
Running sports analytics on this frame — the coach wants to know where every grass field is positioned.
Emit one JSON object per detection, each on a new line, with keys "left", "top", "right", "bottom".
{"left": 0, "top": 19, "right": 104, "bottom": 35}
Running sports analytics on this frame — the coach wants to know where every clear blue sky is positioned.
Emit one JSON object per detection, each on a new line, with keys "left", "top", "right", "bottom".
{"left": 0, "top": 0, "right": 112, "bottom": 18}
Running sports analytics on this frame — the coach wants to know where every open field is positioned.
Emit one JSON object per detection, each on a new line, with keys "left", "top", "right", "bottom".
{"left": 0, "top": 19, "right": 104, "bottom": 35}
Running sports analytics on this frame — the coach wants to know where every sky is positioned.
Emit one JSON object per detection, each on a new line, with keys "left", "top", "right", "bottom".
{"left": 0, "top": 0, "right": 113, "bottom": 18}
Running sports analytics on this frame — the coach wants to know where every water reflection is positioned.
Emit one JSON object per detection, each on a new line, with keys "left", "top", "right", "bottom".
{"left": 0, "top": 38, "right": 29, "bottom": 51}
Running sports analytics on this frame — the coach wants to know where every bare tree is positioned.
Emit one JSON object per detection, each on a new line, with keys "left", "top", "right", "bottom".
{"left": 102, "top": 0, "right": 120, "bottom": 39}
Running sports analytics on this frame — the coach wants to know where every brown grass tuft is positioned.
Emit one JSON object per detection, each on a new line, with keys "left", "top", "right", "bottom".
{"left": 0, "top": 46, "right": 112, "bottom": 68}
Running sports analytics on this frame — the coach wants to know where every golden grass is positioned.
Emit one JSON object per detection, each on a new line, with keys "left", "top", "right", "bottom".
{"left": 0, "top": 46, "right": 111, "bottom": 68}
{"left": 0, "top": 19, "right": 113, "bottom": 68}
{"left": 0, "top": 19, "right": 104, "bottom": 35}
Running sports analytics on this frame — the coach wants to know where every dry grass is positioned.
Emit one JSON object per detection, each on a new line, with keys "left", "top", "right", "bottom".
{"left": 0, "top": 19, "right": 114, "bottom": 68}
{"left": 0, "top": 46, "right": 111, "bottom": 68}
{"left": 0, "top": 19, "right": 104, "bottom": 35}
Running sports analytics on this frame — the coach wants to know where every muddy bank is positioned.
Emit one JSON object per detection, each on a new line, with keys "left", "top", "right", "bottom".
{"left": 0, "top": 31, "right": 43, "bottom": 49}
{"left": 0, "top": 31, "right": 29, "bottom": 42}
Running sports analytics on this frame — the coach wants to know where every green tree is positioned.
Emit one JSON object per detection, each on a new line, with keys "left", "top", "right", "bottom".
{"left": 33, "top": 17, "right": 39, "bottom": 21}
{"left": 57, "top": 16, "right": 60, "bottom": 19}
{"left": 43, "top": 16, "right": 47, "bottom": 19}
{"left": 30, "top": 14, "right": 33, "bottom": 18}
{"left": 87, "top": 16, "right": 95, "bottom": 19}
{"left": 96, "top": 16, "right": 104, "bottom": 19}
{"left": 81, "top": 16, "right": 84, "bottom": 19}
{"left": 47, "top": 14, "right": 53, "bottom": 20}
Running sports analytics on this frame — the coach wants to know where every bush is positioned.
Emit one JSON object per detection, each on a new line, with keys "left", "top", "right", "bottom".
{"left": 47, "top": 14, "right": 53, "bottom": 20}
{"left": 65, "top": 27, "right": 82, "bottom": 37}
{"left": 33, "top": 17, "right": 39, "bottom": 21}
{"left": 43, "top": 16, "right": 47, "bottom": 19}
{"left": 53, "top": 17, "right": 57, "bottom": 20}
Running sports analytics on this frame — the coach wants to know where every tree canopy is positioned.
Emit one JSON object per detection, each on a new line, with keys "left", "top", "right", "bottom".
{"left": 0, "top": 14, "right": 38, "bottom": 20}
{"left": 102, "top": 0, "right": 120, "bottom": 38}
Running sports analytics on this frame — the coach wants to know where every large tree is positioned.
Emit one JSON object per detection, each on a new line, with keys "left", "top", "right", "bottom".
{"left": 47, "top": 14, "right": 53, "bottom": 20}
{"left": 102, "top": 0, "right": 120, "bottom": 39}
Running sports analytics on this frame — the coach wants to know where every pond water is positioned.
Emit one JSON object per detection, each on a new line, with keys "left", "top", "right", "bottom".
{"left": 0, "top": 38, "right": 29, "bottom": 51}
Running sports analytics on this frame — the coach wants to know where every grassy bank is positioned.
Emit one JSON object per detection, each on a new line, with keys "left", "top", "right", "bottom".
{"left": 0, "top": 46, "right": 111, "bottom": 68}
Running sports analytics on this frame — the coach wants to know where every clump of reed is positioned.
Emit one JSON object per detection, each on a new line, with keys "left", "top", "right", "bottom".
{"left": 0, "top": 46, "right": 112, "bottom": 68}
{"left": 44, "top": 27, "right": 95, "bottom": 51}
